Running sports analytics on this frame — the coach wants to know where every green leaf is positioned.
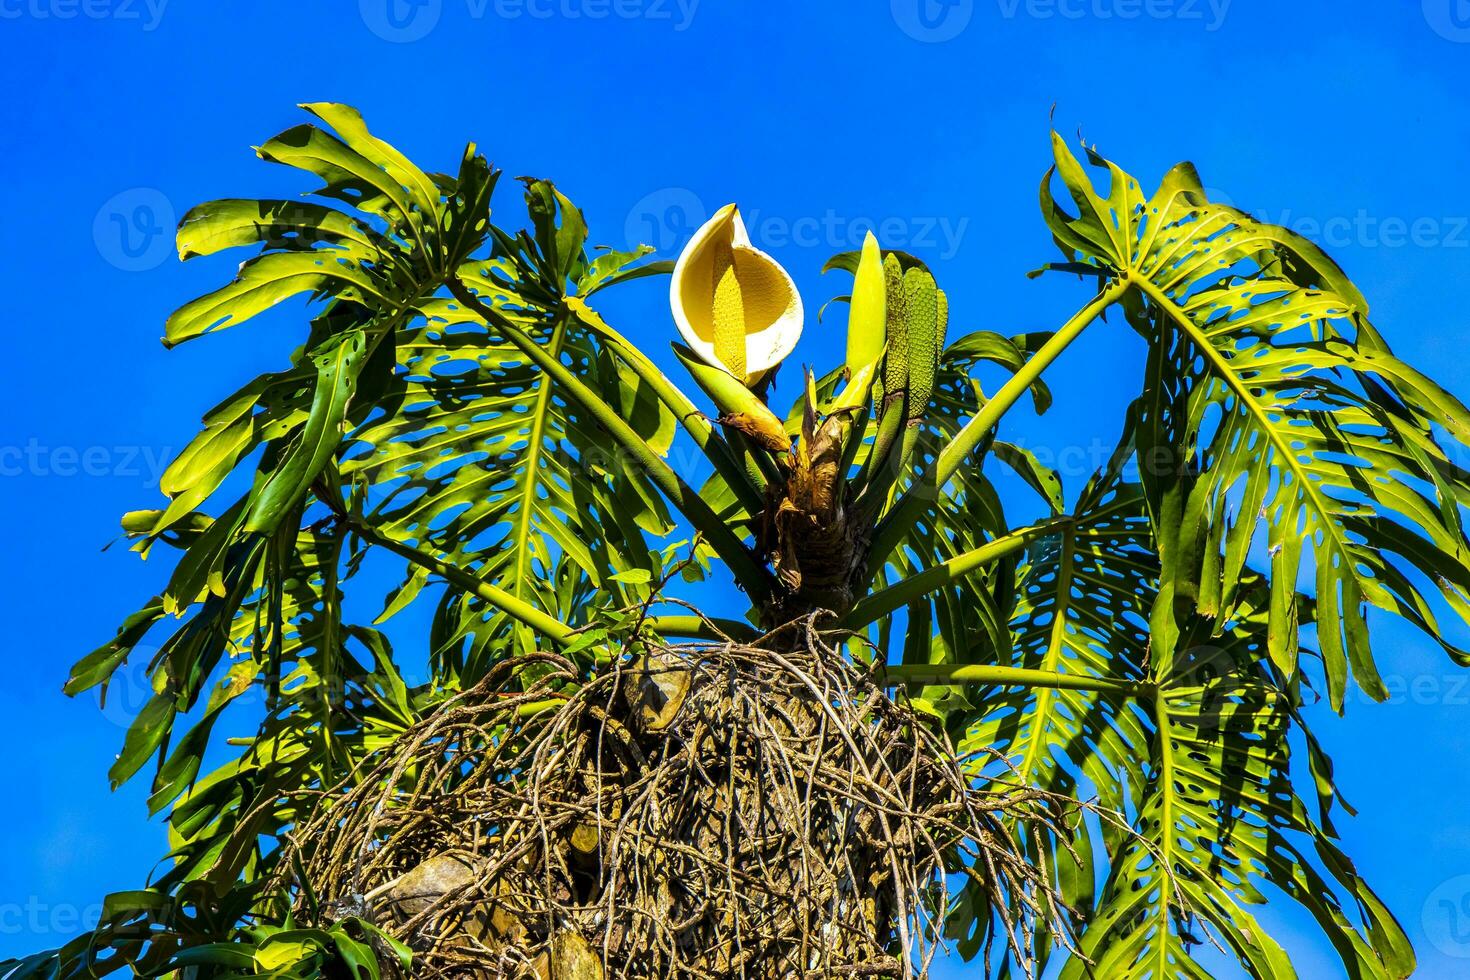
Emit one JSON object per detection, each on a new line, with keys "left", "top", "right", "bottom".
{"left": 243, "top": 329, "right": 368, "bottom": 535}
{"left": 1038, "top": 130, "right": 1470, "bottom": 708}
{"left": 108, "top": 692, "right": 175, "bottom": 789}
{"left": 65, "top": 599, "right": 165, "bottom": 695}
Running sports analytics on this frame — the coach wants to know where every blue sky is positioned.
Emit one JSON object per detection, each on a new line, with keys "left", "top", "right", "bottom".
{"left": 3, "top": 1, "right": 1470, "bottom": 975}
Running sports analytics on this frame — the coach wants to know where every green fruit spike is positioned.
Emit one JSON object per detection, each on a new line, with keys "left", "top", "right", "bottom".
{"left": 903, "top": 269, "right": 939, "bottom": 421}
{"left": 881, "top": 253, "right": 908, "bottom": 405}
{"left": 935, "top": 288, "right": 949, "bottom": 354}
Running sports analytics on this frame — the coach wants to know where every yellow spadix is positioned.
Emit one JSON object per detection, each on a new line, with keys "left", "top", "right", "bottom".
{"left": 670, "top": 204, "right": 803, "bottom": 385}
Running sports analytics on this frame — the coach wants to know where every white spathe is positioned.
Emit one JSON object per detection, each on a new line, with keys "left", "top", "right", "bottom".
{"left": 670, "top": 204, "right": 804, "bottom": 382}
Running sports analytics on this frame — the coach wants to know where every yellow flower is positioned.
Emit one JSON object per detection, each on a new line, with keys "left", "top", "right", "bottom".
{"left": 670, "top": 204, "right": 803, "bottom": 385}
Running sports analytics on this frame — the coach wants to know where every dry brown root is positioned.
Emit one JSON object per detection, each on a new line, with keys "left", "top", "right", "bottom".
{"left": 280, "top": 619, "right": 1086, "bottom": 979}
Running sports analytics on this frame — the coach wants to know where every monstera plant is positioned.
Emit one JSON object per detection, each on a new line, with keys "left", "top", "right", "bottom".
{"left": 10, "top": 104, "right": 1470, "bottom": 979}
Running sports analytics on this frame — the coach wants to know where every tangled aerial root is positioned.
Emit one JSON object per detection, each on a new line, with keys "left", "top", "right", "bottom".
{"left": 282, "top": 618, "right": 1084, "bottom": 978}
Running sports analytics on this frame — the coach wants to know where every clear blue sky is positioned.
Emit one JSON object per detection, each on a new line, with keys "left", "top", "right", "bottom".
{"left": 4, "top": 1, "right": 1470, "bottom": 976}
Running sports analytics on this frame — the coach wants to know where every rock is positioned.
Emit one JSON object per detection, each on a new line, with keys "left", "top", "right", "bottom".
{"left": 568, "top": 821, "right": 602, "bottom": 864}
{"left": 383, "top": 853, "right": 499, "bottom": 942}
{"left": 487, "top": 879, "right": 528, "bottom": 944}
{"left": 568, "top": 792, "right": 623, "bottom": 867}
{"left": 384, "top": 853, "right": 479, "bottom": 918}
{"left": 621, "top": 651, "right": 692, "bottom": 733}
{"left": 533, "top": 930, "right": 603, "bottom": 980}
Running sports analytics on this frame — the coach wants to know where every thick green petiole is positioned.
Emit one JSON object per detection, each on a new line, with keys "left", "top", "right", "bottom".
{"left": 644, "top": 615, "right": 761, "bottom": 643}
{"left": 879, "top": 662, "right": 1149, "bottom": 699}
{"left": 449, "top": 278, "right": 775, "bottom": 603}
{"left": 347, "top": 517, "right": 575, "bottom": 644}
{"left": 841, "top": 519, "right": 1067, "bottom": 630}
{"left": 868, "top": 280, "right": 1128, "bottom": 568}
{"left": 566, "top": 298, "right": 768, "bottom": 517}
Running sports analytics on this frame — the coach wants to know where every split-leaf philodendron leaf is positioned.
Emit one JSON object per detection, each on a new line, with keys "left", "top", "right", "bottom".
{"left": 14, "top": 107, "right": 1470, "bottom": 980}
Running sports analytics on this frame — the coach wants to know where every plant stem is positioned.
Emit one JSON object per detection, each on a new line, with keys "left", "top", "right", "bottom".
{"left": 448, "top": 278, "right": 775, "bottom": 603}
{"left": 346, "top": 516, "right": 575, "bottom": 645}
{"left": 644, "top": 615, "right": 761, "bottom": 643}
{"left": 565, "top": 298, "right": 768, "bottom": 516}
{"left": 507, "top": 311, "right": 569, "bottom": 654}
{"left": 841, "top": 519, "right": 1068, "bottom": 630}
{"left": 852, "top": 394, "right": 909, "bottom": 518}
{"left": 867, "top": 280, "right": 1129, "bottom": 569}
{"left": 518, "top": 697, "right": 569, "bottom": 718}
{"left": 879, "top": 662, "right": 1149, "bottom": 699}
